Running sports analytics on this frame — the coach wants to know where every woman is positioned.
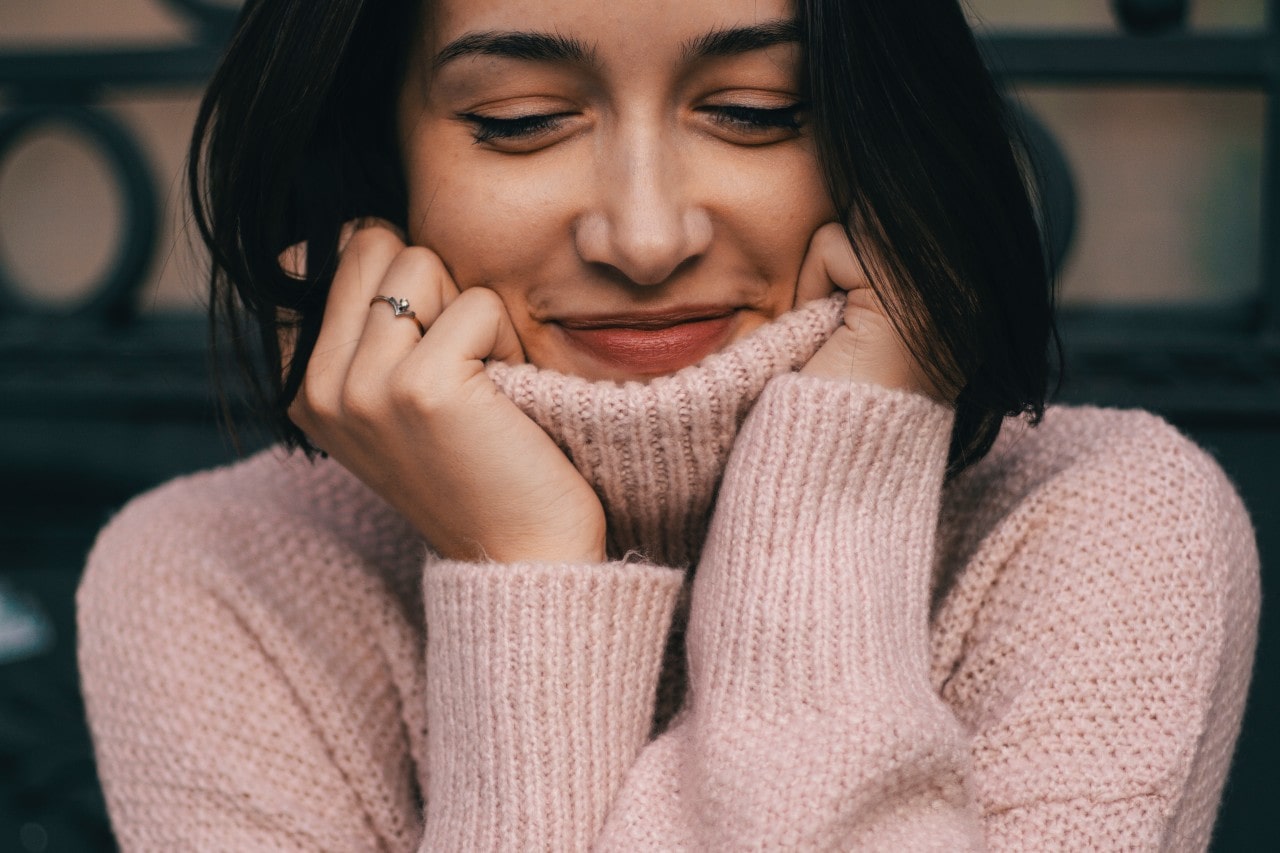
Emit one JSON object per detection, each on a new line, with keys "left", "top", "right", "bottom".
{"left": 78, "top": 0, "right": 1259, "bottom": 849}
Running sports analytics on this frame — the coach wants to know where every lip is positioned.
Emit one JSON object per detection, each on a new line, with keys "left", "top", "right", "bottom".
{"left": 554, "top": 308, "right": 740, "bottom": 376}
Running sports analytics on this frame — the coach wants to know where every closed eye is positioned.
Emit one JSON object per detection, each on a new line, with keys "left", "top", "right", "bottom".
{"left": 460, "top": 112, "right": 577, "bottom": 143}
{"left": 458, "top": 103, "right": 805, "bottom": 149}
{"left": 703, "top": 104, "right": 805, "bottom": 134}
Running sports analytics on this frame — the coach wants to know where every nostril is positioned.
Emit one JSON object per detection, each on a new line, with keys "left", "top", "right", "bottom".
{"left": 586, "top": 254, "right": 702, "bottom": 290}
{"left": 617, "top": 245, "right": 688, "bottom": 286}
{"left": 573, "top": 203, "right": 713, "bottom": 286}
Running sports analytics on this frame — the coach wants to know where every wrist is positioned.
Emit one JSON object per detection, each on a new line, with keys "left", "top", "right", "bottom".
{"left": 454, "top": 506, "right": 608, "bottom": 565}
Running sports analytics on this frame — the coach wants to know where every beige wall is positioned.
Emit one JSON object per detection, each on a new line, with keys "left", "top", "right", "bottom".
{"left": 0, "top": 1, "right": 190, "bottom": 45}
{"left": 0, "top": 0, "right": 1269, "bottom": 312}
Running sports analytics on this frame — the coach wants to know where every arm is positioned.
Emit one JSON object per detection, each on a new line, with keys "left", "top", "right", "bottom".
{"left": 593, "top": 380, "right": 1259, "bottom": 851}
{"left": 418, "top": 559, "right": 683, "bottom": 852}
{"left": 939, "top": 409, "right": 1259, "bottom": 851}
{"left": 413, "top": 220, "right": 1256, "bottom": 849}
{"left": 78, "top": 484, "right": 426, "bottom": 852}
{"left": 595, "top": 374, "right": 979, "bottom": 850}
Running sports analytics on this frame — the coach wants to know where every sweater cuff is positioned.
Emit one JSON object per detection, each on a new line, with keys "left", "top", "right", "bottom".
{"left": 422, "top": 559, "right": 683, "bottom": 850}
{"left": 688, "top": 374, "right": 954, "bottom": 712}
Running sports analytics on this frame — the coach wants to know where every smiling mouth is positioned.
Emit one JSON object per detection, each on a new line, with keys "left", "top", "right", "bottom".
{"left": 554, "top": 309, "right": 740, "bottom": 375}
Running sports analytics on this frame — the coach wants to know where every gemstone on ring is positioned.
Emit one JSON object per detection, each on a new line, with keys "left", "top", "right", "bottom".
{"left": 369, "top": 295, "right": 427, "bottom": 336}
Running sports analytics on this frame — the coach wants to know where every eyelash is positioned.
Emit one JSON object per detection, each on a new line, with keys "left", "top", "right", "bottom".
{"left": 461, "top": 112, "right": 575, "bottom": 143}
{"left": 460, "top": 103, "right": 806, "bottom": 144}
{"left": 704, "top": 104, "right": 805, "bottom": 133}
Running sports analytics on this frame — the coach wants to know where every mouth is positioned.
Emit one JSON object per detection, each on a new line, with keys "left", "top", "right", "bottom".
{"left": 553, "top": 307, "right": 740, "bottom": 376}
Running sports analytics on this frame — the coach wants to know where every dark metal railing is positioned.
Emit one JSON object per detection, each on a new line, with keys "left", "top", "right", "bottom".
{"left": 0, "top": 0, "right": 232, "bottom": 320}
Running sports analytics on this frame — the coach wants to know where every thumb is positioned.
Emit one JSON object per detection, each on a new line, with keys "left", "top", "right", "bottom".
{"left": 795, "top": 222, "right": 870, "bottom": 305}
{"left": 423, "top": 287, "right": 527, "bottom": 382}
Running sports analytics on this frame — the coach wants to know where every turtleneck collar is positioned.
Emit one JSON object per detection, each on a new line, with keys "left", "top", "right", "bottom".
{"left": 486, "top": 295, "right": 846, "bottom": 568}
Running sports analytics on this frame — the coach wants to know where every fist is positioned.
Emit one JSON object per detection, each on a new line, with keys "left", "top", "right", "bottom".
{"left": 796, "top": 223, "right": 942, "bottom": 400}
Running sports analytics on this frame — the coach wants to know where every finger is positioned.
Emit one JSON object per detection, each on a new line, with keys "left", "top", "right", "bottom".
{"left": 279, "top": 242, "right": 307, "bottom": 280}
{"left": 403, "top": 287, "right": 525, "bottom": 392}
{"left": 339, "top": 216, "right": 407, "bottom": 253}
{"left": 346, "top": 247, "right": 461, "bottom": 389}
{"left": 296, "top": 226, "right": 405, "bottom": 419}
{"left": 276, "top": 242, "right": 307, "bottom": 377}
{"left": 278, "top": 216, "right": 408, "bottom": 281}
{"left": 795, "top": 222, "right": 870, "bottom": 304}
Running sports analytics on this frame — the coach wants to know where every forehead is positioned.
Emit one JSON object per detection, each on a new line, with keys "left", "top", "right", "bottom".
{"left": 425, "top": 0, "right": 796, "bottom": 50}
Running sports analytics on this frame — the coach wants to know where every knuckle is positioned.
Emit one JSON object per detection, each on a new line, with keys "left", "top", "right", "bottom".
{"left": 353, "top": 216, "right": 407, "bottom": 242}
{"left": 388, "top": 375, "right": 441, "bottom": 418}
{"left": 813, "top": 221, "right": 846, "bottom": 253}
{"left": 397, "top": 245, "right": 448, "bottom": 279}
{"left": 340, "top": 383, "right": 382, "bottom": 426}
{"left": 291, "top": 380, "right": 333, "bottom": 427}
{"left": 343, "top": 226, "right": 403, "bottom": 259}
{"left": 455, "top": 285, "right": 502, "bottom": 317}
{"left": 384, "top": 372, "right": 418, "bottom": 408}
{"left": 388, "top": 362, "right": 453, "bottom": 415}
{"left": 392, "top": 248, "right": 454, "bottom": 311}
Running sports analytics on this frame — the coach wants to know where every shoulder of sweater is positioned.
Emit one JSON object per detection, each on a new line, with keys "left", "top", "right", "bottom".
{"left": 77, "top": 451, "right": 432, "bottom": 831}
{"left": 81, "top": 448, "right": 425, "bottom": 624}
{"left": 940, "top": 403, "right": 1258, "bottom": 595}
{"left": 932, "top": 405, "right": 1259, "bottom": 829}
{"left": 951, "top": 403, "right": 1250, "bottom": 520}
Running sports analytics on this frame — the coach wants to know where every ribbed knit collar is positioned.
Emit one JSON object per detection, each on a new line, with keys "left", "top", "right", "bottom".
{"left": 486, "top": 295, "right": 846, "bottom": 568}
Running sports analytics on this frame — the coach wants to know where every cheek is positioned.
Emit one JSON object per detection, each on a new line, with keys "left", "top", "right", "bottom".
{"left": 404, "top": 144, "right": 569, "bottom": 293}
{"left": 404, "top": 126, "right": 836, "bottom": 314}
{"left": 709, "top": 148, "right": 837, "bottom": 285}
{"left": 747, "top": 151, "right": 836, "bottom": 240}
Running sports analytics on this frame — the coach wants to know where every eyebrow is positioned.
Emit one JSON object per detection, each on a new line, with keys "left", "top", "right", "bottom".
{"left": 433, "top": 31, "right": 598, "bottom": 71}
{"left": 681, "top": 19, "right": 802, "bottom": 62}
{"left": 432, "top": 19, "right": 802, "bottom": 72}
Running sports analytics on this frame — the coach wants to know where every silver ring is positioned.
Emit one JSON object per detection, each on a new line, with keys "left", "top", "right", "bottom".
{"left": 370, "top": 295, "right": 426, "bottom": 337}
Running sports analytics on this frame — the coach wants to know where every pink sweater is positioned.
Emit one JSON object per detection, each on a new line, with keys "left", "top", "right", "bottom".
{"left": 79, "top": 296, "right": 1259, "bottom": 851}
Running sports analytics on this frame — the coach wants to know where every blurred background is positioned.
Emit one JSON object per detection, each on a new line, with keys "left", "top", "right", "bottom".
{"left": 1, "top": 0, "right": 1276, "bottom": 850}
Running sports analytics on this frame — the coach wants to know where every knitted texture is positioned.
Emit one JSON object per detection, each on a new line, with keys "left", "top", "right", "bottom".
{"left": 486, "top": 294, "right": 846, "bottom": 567}
{"left": 79, "top": 301, "right": 1260, "bottom": 852}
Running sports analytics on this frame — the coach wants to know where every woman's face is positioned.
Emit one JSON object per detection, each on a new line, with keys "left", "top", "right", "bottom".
{"left": 398, "top": 0, "right": 836, "bottom": 380}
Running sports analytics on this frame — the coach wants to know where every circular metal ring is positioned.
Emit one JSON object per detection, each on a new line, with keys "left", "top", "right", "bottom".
{"left": 0, "top": 104, "right": 159, "bottom": 322}
{"left": 370, "top": 295, "right": 426, "bottom": 337}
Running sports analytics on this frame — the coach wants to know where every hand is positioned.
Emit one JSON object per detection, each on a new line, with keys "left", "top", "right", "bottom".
{"left": 284, "top": 221, "right": 606, "bottom": 563}
{"left": 795, "top": 222, "right": 941, "bottom": 399}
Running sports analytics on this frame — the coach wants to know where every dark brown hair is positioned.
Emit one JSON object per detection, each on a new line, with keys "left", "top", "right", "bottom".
{"left": 190, "top": 0, "right": 1056, "bottom": 475}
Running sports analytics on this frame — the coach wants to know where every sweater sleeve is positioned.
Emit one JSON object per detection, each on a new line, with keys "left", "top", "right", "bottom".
{"left": 594, "top": 373, "right": 979, "bottom": 850}
{"left": 418, "top": 559, "right": 685, "bottom": 851}
{"left": 593, "top": 377, "right": 1259, "bottom": 851}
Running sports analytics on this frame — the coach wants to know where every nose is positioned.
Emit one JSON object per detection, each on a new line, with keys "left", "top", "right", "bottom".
{"left": 574, "top": 129, "right": 713, "bottom": 286}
